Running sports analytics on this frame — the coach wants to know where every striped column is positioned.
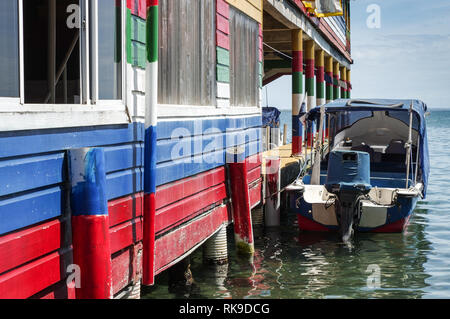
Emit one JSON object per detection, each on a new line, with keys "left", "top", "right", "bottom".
{"left": 325, "top": 56, "right": 334, "bottom": 103}
{"left": 340, "top": 66, "right": 347, "bottom": 99}
{"left": 315, "top": 50, "right": 325, "bottom": 107}
{"left": 305, "top": 40, "right": 315, "bottom": 148}
{"left": 347, "top": 69, "right": 351, "bottom": 99}
{"left": 333, "top": 61, "right": 340, "bottom": 100}
{"left": 325, "top": 56, "right": 333, "bottom": 140}
{"left": 315, "top": 50, "right": 325, "bottom": 142}
{"left": 68, "top": 148, "right": 112, "bottom": 299}
{"left": 143, "top": 0, "right": 158, "bottom": 287}
{"left": 291, "top": 29, "right": 304, "bottom": 156}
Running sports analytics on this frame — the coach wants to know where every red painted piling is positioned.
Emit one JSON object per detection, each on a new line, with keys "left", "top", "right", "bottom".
{"left": 227, "top": 147, "right": 254, "bottom": 255}
{"left": 68, "top": 148, "right": 112, "bottom": 299}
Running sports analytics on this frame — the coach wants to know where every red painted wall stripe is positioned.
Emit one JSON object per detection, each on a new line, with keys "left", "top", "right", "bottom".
{"left": 216, "top": 13, "right": 230, "bottom": 35}
{"left": 156, "top": 167, "right": 225, "bottom": 210}
{"left": 108, "top": 193, "right": 144, "bottom": 228}
{"left": 109, "top": 218, "right": 143, "bottom": 254}
{"left": 247, "top": 166, "right": 262, "bottom": 185}
{"left": 0, "top": 219, "right": 63, "bottom": 275}
{"left": 0, "top": 249, "right": 72, "bottom": 299}
{"left": 32, "top": 280, "right": 76, "bottom": 299}
{"left": 249, "top": 181, "right": 262, "bottom": 209}
{"left": 246, "top": 153, "right": 262, "bottom": 171}
{"left": 216, "top": 0, "right": 229, "bottom": 18}
{"left": 154, "top": 204, "right": 229, "bottom": 273}
{"left": 111, "top": 244, "right": 142, "bottom": 295}
{"left": 216, "top": 30, "right": 230, "bottom": 50}
{"left": 155, "top": 183, "right": 227, "bottom": 234}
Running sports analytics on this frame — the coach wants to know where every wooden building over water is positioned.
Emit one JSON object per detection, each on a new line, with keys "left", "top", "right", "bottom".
{"left": 0, "top": 0, "right": 352, "bottom": 299}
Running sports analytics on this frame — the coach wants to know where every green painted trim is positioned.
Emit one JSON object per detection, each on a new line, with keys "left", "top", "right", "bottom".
{"left": 147, "top": 5, "right": 158, "bottom": 63}
{"left": 126, "top": 9, "right": 132, "bottom": 64}
{"left": 316, "top": 82, "right": 325, "bottom": 99}
{"left": 217, "top": 65, "right": 230, "bottom": 83}
{"left": 216, "top": 47, "right": 230, "bottom": 67}
{"left": 305, "top": 77, "right": 315, "bottom": 96}
{"left": 326, "top": 84, "right": 333, "bottom": 101}
{"left": 292, "top": 72, "right": 303, "bottom": 94}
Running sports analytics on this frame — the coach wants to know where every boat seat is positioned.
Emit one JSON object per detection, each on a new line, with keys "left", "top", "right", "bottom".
{"left": 351, "top": 143, "right": 374, "bottom": 161}
{"left": 383, "top": 139, "right": 406, "bottom": 162}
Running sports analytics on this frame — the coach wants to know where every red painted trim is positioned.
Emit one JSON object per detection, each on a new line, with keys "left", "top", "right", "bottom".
{"left": 247, "top": 165, "right": 262, "bottom": 184}
{"left": 0, "top": 249, "right": 72, "bottom": 299}
{"left": 297, "top": 214, "right": 332, "bottom": 232}
{"left": 156, "top": 167, "right": 225, "bottom": 210}
{"left": 305, "top": 59, "right": 315, "bottom": 78}
{"left": 292, "top": 51, "right": 303, "bottom": 73}
{"left": 316, "top": 66, "right": 325, "bottom": 82}
{"left": 372, "top": 217, "right": 410, "bottom": 233}
{"left": 72, "top": 215, "right": 112, "bottom": 299}
{"left": 138, "top": 0, "right": 147, "bottom": 19}
{"left": 228, "top": 162, "right": 253, "bottom": 245}
{"left": 154, "top": 204, "right": 229, "bottom": 273}
{"left": 155, "top": 183, "right": 227, "bottom": 234}
{"left": 110, "top": 218, "right": 143, "bottom": 254}
{"left": 216, "top": 13, "right": 230, "bottom": 35}
{"left": 108, "top": 193, "right": 143, "bottom": 228}
{"left": 127, "top": 0, "right": 135, "bottom": 11}
{"left": 142, "top": 193, "right": 155, "bottom": 286}
{"left": 216, "top": 0, "right": 229, "bottom": 18}
{"left": 0, "top": 219, "right": 62, "bottom": 275}
{"left": 111, "top": 244, "right": 142, "bottom": 295}
{"left": 292, "top": 135, "right": 303, "bottom": 156}
{"left": 216, "top": 30, "right": 230, "bottom": 50}
{"left": 32, "top": 280, "right": 76, "bottom": 299}
{"left": 249, "top": 180, "right": 263, "bottom": 209}
{"left": 246, "top": 153, "right": 262, "bottom": 172}
{"left": 147, "top": 0, "right": 158, "bottom": 7}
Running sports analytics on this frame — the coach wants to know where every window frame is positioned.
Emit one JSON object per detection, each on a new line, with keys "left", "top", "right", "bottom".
{"left": 0, "top": 0, "right": 129, "bottom": 131}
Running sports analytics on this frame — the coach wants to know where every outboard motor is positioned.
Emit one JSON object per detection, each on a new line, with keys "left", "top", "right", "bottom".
{"left": 325, "top": 151, "right": 372, "bottom": 242}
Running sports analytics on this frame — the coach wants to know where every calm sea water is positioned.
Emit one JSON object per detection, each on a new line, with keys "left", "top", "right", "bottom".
{"left": 143, "top": 109, "right": 450, "bottom": 299}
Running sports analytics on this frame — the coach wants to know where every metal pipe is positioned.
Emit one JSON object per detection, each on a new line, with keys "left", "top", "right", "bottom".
{"left": 414, "top": 135, "right": 420, "bottom": 185}
{"left": 405, "top": 103, "right": 413, "bottom": 188}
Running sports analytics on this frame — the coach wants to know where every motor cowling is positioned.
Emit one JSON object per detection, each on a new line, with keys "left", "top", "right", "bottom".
{"left": 325, "top": 151, "right": 372, "bottom": 242}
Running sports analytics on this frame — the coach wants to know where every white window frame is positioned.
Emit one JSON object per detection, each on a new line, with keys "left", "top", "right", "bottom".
{"left": 0, "top": 0, "right": 129, "bottom": 132}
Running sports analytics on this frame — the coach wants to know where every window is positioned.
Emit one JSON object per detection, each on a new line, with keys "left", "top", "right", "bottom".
{"left": 229, "top": 7, "right": 259, "bottom": 107}
{"left": 23, "top": 0, "right": 81, "bottom": 104}
{"left": 97, "top": 0, "right": 122, "bottom": 100}
{"left": 0, "top": 0, "right": 20, "bottom": 97}
{"left": 158, "top": 0, "right": 216, "bottom": 105}
{"left": 0, "top": 0, "right": 124, "bottom": 105}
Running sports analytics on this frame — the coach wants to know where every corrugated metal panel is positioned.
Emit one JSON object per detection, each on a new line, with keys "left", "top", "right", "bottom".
{"left": 229, "top": 6, "right": 259, "bottom": 107}
{"left": 158, "top": 0, "right": 216, "bottom": 106}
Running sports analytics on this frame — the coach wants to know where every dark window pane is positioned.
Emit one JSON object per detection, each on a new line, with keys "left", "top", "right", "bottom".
{"left": 98, "top": 0, "right": 122, "bottom": 100}
{"left": 0, "top": 0, "right": 19, "bottom": 97}
{"left": 24, "top": 0, "right": 80, "bottom": 104}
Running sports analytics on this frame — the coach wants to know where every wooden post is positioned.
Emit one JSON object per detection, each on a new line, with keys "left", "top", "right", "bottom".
{"left": 68, "top": 148, "right": 112, "bottom": 299}
{"left": 333, "top": 61, "right": 340, "bottom": 100}
{"left": 347, "top": 69, "right": 351, "bottom": 98}
{"left": 283, "top": 123, "right": 287, "bottom": 145}
{"left": 227, "top": 146, "right": 254, "bottom": 255}
{"left": 340, "top": 66, "right": 347, "bottom": 99}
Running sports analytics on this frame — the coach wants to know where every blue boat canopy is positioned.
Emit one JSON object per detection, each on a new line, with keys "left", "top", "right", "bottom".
{"left": 307, "top": 99, "right": 430, "bottom": 197}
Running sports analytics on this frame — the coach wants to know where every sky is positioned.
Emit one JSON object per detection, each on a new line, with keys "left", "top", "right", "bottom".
{"left": 262, "top": 0, "right": 450, "bottom": 109}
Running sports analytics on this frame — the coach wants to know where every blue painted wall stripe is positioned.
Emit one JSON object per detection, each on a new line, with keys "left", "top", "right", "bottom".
{"left": 0, "top": 187, "right": 63, "bottom": 235}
